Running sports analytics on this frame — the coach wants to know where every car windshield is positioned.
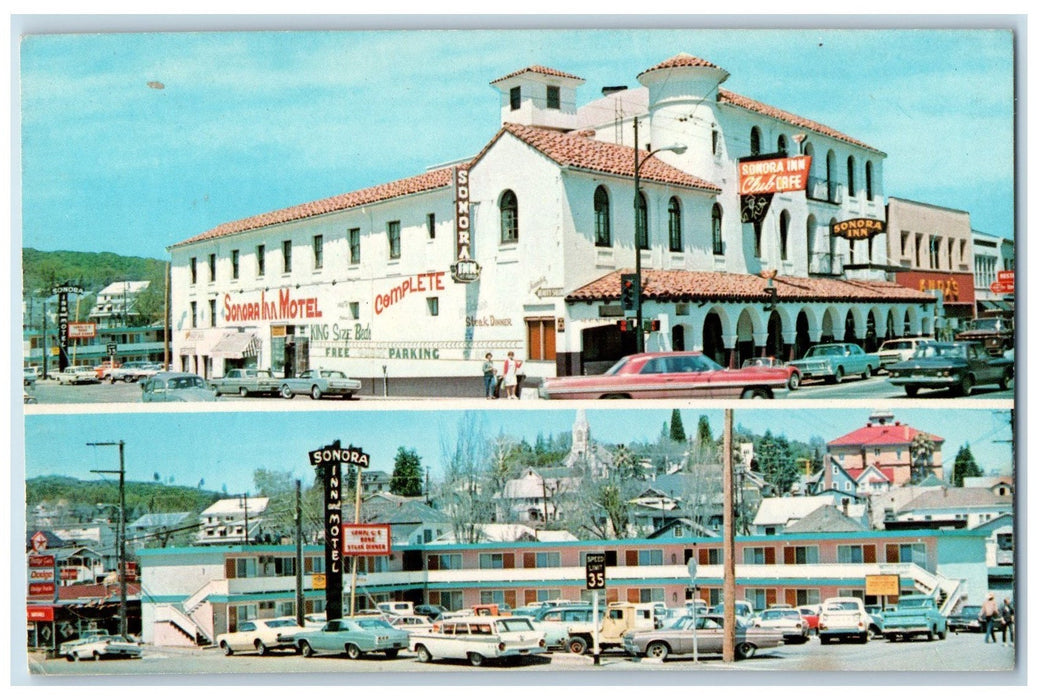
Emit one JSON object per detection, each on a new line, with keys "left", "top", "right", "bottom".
{"left": 169, "top": 376, "right": 206, "bottom": 389}
{"left": 824, "top": 601, "right": 860, "bottom": 612}
{"left": 320, "top": 370, "right": 346, "bottom": 378}
{"left": 355, "top": 619, "right": 393, "bottom": 630}
{"left": 897, "top": 598, "right": 930, "bottom": 609}
{"left": 915, "top": 345, "right": 966, "bottom": 359}
{"left": 641, "top": 354, "right": 724, "bottom": 374}
{"left": 603, "top": 357, "right": 632, "bottom": 376}
{"left": 806, "top": 346, "right": 844, "bottom": 357}
{"left": 764, "top": 610, "right": 800, "bottom": 620}
{"left": 266, "top": 619, "right": 298, "bottom": 628}
{"left": 881, "top": 341, "right": 912, "bottom": 350}
{"left": 960, "top": 606, "right": 981, "bottom": 617}
{"left": 742, "top": 358, "right": 775, "bottom": 368}
{"left": 497, "top": 618, "right": 535, "bottom": 632}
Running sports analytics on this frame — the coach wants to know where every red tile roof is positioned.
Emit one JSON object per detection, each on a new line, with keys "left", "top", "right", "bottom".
{"left": 638, "top": 52, "right": 725, "bottom": 78}
{"left": 490, "top": 65, "right": 584, "bottom": 84}
{"left": 829, "top": 423, "right": 944, "bottom": 448}
{"left": 845, "top": 466, "right": 895, "bottom": 483}
{"left": 494, "top": 123, "right": 721, "bottom": 192}
{"left": 567, "top": 269, "right": 936, "bottom": 304}
{"left": 719, "top": 88, "right": 880, "bottom": 153}
{"left": 172, "top": 167, "right": 457, "bottom": 248}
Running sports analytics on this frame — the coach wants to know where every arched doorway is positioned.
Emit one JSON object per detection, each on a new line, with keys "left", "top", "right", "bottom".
{"left": 672, "top": 324, "right": 685, "bottom": 351}
{"left": 765, "top": 311, "right": 783, "bottom": 357}
{"left": 886, "top": 310, "right": 897, "bottom": 342}
{"left": 702, "top": 313, "right": 725, "bottom": 366}
{"left": 864, "top": 310, "right": 878, "bottom": 352}
{"left": 736, "top": 310, "right": 756, "bottom": 365}
{"left": 821, "top": 309, "right": 836, "bottom": 344}
{"left": 844, "top": 310, "right": 860, "bottom": 346}
{"left": 795, "top": 311, "right": 811, "bottom": 358}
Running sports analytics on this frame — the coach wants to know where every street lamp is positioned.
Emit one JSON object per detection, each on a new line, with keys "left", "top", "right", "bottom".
{"left": 633, "top": 117, "right": 686, "bottom": 352}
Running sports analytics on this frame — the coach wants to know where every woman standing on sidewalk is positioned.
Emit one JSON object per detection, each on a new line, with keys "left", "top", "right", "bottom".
{"left": 502, "top": 351, "right": 522, "bottom": 400}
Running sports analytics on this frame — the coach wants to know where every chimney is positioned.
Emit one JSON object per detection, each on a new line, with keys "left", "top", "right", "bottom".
{"left": 601, "top": 85, "right": 627, "bottom": 96}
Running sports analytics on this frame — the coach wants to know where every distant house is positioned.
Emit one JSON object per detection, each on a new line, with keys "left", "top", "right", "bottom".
{"left": 88, "top": 280, "right": 151, "bottom": 327}
{"left": 963, "top": 475, "right": 1014, "bottom": 497}
{"left": 646, "top": 517, "right": 719, "bottom": 540}
{"left": 884, "top": 487, "right": 1012, "bottom": 530}
{"left": 128, "top": 512, "right": 193, "bottom": 548}
{"left": 826, "top": 412, "right": 945, "bottom": 486}
{"left": 783, "top": 505, "right": 869, "bottom": 534}
{"left": 363, "top": 499, "right": 452, "bottom": 547}
{"left": 429, "top": 523, "right": 577, "bottom": 544}
{"left": 751, "top": 495, "right": 866, "bottom": 535}
{"left": 197, "top": 497, "right": 269, "bottom": 545}
{"left": 495, "top": 467, "right": 579, "bottom": 524}
{"left": 49, "top": 522, "right": 116, "bottom": 550}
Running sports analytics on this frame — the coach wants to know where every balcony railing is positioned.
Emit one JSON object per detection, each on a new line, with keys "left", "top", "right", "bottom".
{"left": 810, "top": 252, "right": 844, "bottom": 276}
{"left": 807, "top": 176, "right": 842, "bottom": 204}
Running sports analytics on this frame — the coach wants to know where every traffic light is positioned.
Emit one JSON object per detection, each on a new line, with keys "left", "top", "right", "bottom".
{"left": 617, "top": 319, "right": 628, "bottom": 332}
{"left": 620, "top": 273, "right": 639, "bottom": 311}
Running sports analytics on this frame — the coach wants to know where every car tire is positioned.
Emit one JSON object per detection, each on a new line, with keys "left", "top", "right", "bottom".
{"left": 819, "top": 635, "right": 831, "bottom": 646}
{"left": 927, "top": 628, "right": 935, "bottom": 641}
{"left": 904, "top": 385, "right": 920, "bottom": 397}
{"left": 255, "top": 639, "right": 268, "bottom": 655}
{"left": 885, "top": 634, "right": 897, "bottom": 642}
{"left": 239, "top": 387, "right": 249, "bottom": 398}
{"left": 345, "top": 643, "right": 362, "bottom": 660}
{"left": 861, "top": 365, "right": 872, "bottom": 379}
{"left": 959, "top": 374, "right": 975, "bottom": 397}
{"left": 280, "top": 385, "right": 294, "bottom": 399}
{"left": 999, "top": 370, "right": 1012, "bottom": 390}
{"left": 788, "top": 373, "right": 800, "bottom": 391}
{"left": 300, "top": 641, "right": 314, "bottom": 658}
{"left": 221, "top": 641, "right": 234, "bottom": 656}
{"left": 859, "top": 633, "right": 869, "bottom": 644}
{"left": 415, "top": 645, "right": 432, "bottom": 663}
{"left": 66, "top": 654, "right": 76, "bottom": 662}
{"left": 938, "top": 628, "right": 947, "bottom": 640}
{"left": 645, "top": 641, "right": 669, "bottom": 660}
{"left": 566, "top": 636, "right": 588, "bottom": 655}
{"left": 740, "top": 388, "right": 769, "bottom": 399}
{"left": 93, "top": 651, "right": 102, "bottom": 661}
{"left": 735, "top": 642, "right": 756, "bottom": 659}
{"left": 311, "top": 385, "right": 323, "bottom": 400}
{"left": 384, "top": 649, "right": 399, "bottom": 659}
{"left": 833, "top": 366, "right": 844, "bottom": 384}
{"left": 468, "top": 652, "right": 485, "bottom": 667}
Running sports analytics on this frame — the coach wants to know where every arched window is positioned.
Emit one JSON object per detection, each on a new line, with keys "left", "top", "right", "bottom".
{"left": 777, "top": 134, "right": 788, "bottom": 156}
{"left": 865, "top": 161, "right": 874, "bottom": 200}
{"left": 635, "top": 191, "right": 648, "bottom": 250}
{"left": 500, "top": 190, "right": 518, "bottom": 243}
{"left": 829, "top": 217, "right": 838, "bottom": 270}
{"left": 750, "top": 126, "right": 762, "bottom": 156}
{"left": 594, "top": 186, "right": 611, "bottom": 247}
{"left": 780, "top": 210, "right": 791, "bottom": 261}
{"left": 754, "top": 223, "right": 762, "bottom": 258}
{"left": 667, "top": 197, "right": 682, "bottom": 252}
{"left": 847, "top": 155, "right": 856, "bottom": 197}
{"left": 826, "top": 150, "right": 837, "bottom": 202}
{"left": 711, "top": 204, "right": 724, "bottom": 255}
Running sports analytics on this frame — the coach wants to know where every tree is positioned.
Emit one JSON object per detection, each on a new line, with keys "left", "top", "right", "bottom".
{"left": 754, "top": 430, "right": 800, "bottom": 495}
{"left": 669, "top": 409, "right": 687, "bottom": 443}
{"left": 910, "top": 432, "right": 937, "bottom": 484}
{"left": 436, "top": 414, "right": 498, "bottom": 543}
{"left": 951, "top": 443, "right": 983, "bottom": 486}
{"left": 390, "top": 447, "right": 424, "bottom": 497}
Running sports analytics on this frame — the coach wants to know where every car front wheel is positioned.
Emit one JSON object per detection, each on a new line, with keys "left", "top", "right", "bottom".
{"left": 645, "top": 641, "right": 669, "bottom": 660}
{"left": 861, "top": 365, "right": 873, "bottom": 379}
{"left": 221, "top": 641, "right": 234, "bottom": 656}
{"left": 959, "top": 374, "right": 975, "bottom": 396}
{"left": 468, "top": 652, "right": 485, "bottom": 667}
{"left": 833, "top": 366, "right": 845, "bottom": 384}
{"left": 904, "top": 385, "right": 920, "bottom": 397}
{"left": 300, "top": 641, "right": 314, "bottom": 658}
{"left": 255, "top": 639, "right": 268, "bottom": 655}
{"left": 735, "top": 642, "right": 756, "bottom": 659}
{"left": 415, "top": 645, "right": 432, "bottom": 663}
{"left": 788, "top": 373, "right": 800, "bottom": 391}
{"left": 345, "top": 643, "right": 362, "bottom": 660}
{"left": 566, "top": 636, "right": 588, "bottom": 655}
{"left": 280, "top": 385, "right": 294, "bottom": 399}
{"left": 310, "top": 385, "right": 323, "bottom": 400}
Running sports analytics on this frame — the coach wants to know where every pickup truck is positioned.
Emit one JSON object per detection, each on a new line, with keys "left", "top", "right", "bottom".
{"left": 409, "top": 615, "right": 547, "bottom": 667}
{"left": 955, "top": 316, "right": 1014, "bottom": 356}
{"left": 562, "top": 602, "right": 657, "bottom": 654}
{"left": 211, "top": 368, "right": 281, "bottom": 397}
{"left": 789, "top": 343, "right": 880, "bottom": 384}
{"left": 882, "top": 594, "right": 948, "bottom": 642}
{"left": 279, "top": 369, "right": 362, "bottom": 400}
{"left": 818, "top": 597, "right": 871, "bottom": 645}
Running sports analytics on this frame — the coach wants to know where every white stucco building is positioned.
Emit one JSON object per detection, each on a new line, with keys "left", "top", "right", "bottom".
{"left": 168, "top": 54, "right": 935, "bottom": 390}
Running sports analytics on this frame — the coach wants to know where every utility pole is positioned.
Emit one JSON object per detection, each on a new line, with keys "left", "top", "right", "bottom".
{"left": 88, "top": 440, "right": 127, "bottom": 637}
{"left": 241, "top": 493, "right": 250, "bottom": 545}
{"left": 163, "top": 262, "right": 170, "bottom": 369}
{"left": 295, "top": 479, "right": 304, "bottom": 627}
{"left": 722, "top": 409, "right": 736, "bottom": 663}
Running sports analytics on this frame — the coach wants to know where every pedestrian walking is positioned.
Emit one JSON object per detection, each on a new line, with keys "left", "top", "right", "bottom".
{"left": 482, "top": 353, "right": 497, "bottom": 399}
{"left": 1000, "top": 598, "right": 1014, "bottom": 646}
{"left": 981, "top": 593, "right": 999, "bottom": 643}
{"left": 502, "top": 351, "right": 523, "bottom": 400}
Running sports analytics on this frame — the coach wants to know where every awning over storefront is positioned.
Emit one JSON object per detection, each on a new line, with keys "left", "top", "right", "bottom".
{"left": 210, "top": 332, "right": 260, "bottom": 359}
{"left": 978, "top": 300, "right": 1013, "bottom": 313}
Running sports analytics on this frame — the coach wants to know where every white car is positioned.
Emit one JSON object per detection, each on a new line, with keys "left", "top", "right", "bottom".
{"left": 752, "top": 608, "right": 810, "bottom": 644}
{"left": 877, "top": 337, "right": 935, "bottom": 370}
{"left": 818, "top": 597, "right": 871, "bottom": 645}
{"left": 386, "top": 615, "right": 435, "bottom": 633}
{"left": 60, "top": 634, "right": 142, "bottom": 661}
{"left": 409, "top": 615, "right": 547, "bottom": 667}
{"left": 216, "top": 617, "right": 308, "bottom": 655}
{"left": 57, "top": 366, "right": 100, "bottom": 385}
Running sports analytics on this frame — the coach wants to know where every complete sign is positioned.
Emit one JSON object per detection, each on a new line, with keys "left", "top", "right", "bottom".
{"left": 585, "top": 552, "right": 607, "bottom": 590}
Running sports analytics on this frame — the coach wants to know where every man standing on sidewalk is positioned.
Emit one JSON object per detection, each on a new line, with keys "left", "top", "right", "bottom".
{"left": 981, "top": 593, "right": 1000, "bottom": 643}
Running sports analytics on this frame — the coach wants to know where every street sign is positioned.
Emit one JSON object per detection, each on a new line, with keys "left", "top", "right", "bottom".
{"left": 107, "top": 342, "right": 118, "bottom": 355}
{"left": 342, "top": 524, "right": 391, "bottom": 556}
{"left": 585, "top": 552, "right": 606, "bottom": 590}
{"left": 997, "top": 270, "right": 1015, "bottom": 284}
{"left": 989, "top": 281, "right": 1014, "bottom": 295}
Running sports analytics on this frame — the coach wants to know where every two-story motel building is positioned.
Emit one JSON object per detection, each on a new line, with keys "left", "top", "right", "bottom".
{"left": 168, "top": 53, "right": 935, "bottom": 390}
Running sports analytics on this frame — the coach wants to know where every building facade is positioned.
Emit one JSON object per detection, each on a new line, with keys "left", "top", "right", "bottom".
{"left": 972, "top": 230, "right": 1015, "bottom": 317}
{"left": 168, "top": 53, "right": 935, "bottom": 388}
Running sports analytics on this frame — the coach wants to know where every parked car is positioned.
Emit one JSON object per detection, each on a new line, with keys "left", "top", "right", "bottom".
{"left": 386, "top": 615, "right": 435, "bottom": 633}
{"left": 216, "top": 617, "right": 307, "bottom": 655}
{"left": 23, "top": 366, "right": 38, "bottom": 386}
{"left": 57, "top": 366, "right": 101, "bottom": 385}
{"left": 741, "top": 356, "right": 802, "bottom": 390}
{"left": 24, "top": 389, "right": 38, "bottom": 404}
{"left": 955, "top": 315, "right": 1014, "bottom": 356}
{"left": 538, "top": 351, "right": 789, "bottom": 400}
{"left": 818, "top": 597, "right": 871, "bottom": 645}
{"left": 876, "top": 337, "right": 935, "bottom": 370}
{"left": 279, "top": 368, "right": 362, "bottom": 400}
{"left": 948, "top": 604, "right": 1002, "bottom": 633}
{"left": 94, "top": 360, "right": 122, "bottom": 380}
{"left": 414, "top": 604, "right": 449, "bottom": 620}
{"left": 789, "top": 343, "right": 880, "bottom": 384}
{"left": 140, "top": 372, "right": 218, "bottom": 402}
{"left": 290, "top": 617, "right": 410, "bottom": 659}
{"left": 409, "top": 615, "right": 547, "bottom": 667}
{"left": 211, "top": 368, "right": 282, "bottom": 397}
{"left": 529, "top": 604, "right": 602, "bottom": 649}
{"left": 563, "top": 602, "right": 658, "bottom": 654}
{"left": 752, "top": 608, "right": 809, "bottom": 644}
{"left": 60, "top": 634, "right": 142, "bottom": 661}
{"left": 108, "top": 360, "right": 163, "bottom": 383}
{"left": 709, "top": 599, "right": 755, "bottom": 627}
{"left": 622, "top": 614, "right": 783, "bottom": 661}
{"left": 886, "top": 341, "right": 1013, "bottom": 397}
{"left": 797, "top": 605, "right": 820, "bottom": 635}
{"left": 882, "top": 594, "right": 948, "bottom": 642}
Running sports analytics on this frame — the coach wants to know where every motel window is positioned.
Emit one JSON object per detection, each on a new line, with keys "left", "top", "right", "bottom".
{"left": 790, "top": 589, "right": 821, "bottom": 606}
{"left": 525, "top": 590, "right": 563, "bottom": 604}
{"left": 190, "top": 257, "right": 197, "bottom": 285}
{"left": 348, "top": 228, "right": 360, "bottom": 264}
{"left": 500, "top": 190, "right": 519, "bottom": 243}
{"left": 427, "top": 212, "right": 436, "bottom": 239}
{"left": 837, "top": 544, "right": 868, "bottom": 564}
{"left": 632, "top": 549, "right": 663, "bottom": 566}
{"left": 209, "top": 299, "right": 216, "bottom": 328}
{"left": 777, "top": 134, "right": 788, "bottom": 155}
{"left": 427, "top": 553, "right": 461, "bottom": 570}
{"left": 865, "top": 161, "right": 874, "bottom": 200}
{"left": 780, "top": 210, "right": 791, "bottom": 261}
{"left": 635, "top": 191, "right": 648, "bottom": 250}
{"left": 313, "top": 235, "right": 323, "bottom": 270}
{"left": 430, "top": 591, "right": 464, "bottom": 610}
{"left": 743, "top": 588, "right": 771, "bottom": 611}
{"left": 847, "top": 155, "right": 856, "bottom": 197}
{"left": 743, "top": 547, "right": 771, "bottom": 565}
{"left": 534, "top": 552, "right": 561, "bottom": 568}
{"left": 711, "top": 204, "right": 724, "bottom": 255}
{"left": 234, "top": 558, "right": 258, "bottom": 578}
{"left": 257, "top": 245, "right": 266, "bottom": 277}
{"left": 479, "top": 553, "right": 506, "bottom": 569}
{"left": 427, "top": 297, "right": 439, "bottom": 316}
{"left": 208, "top": 254, "right": 216, "bottom": 282}
{"left": 231, "top": 250, "right": 240, "bottom": 280}
{"left": 594, "top": 186, "right": 611, "bottom": 247}
{"left": 546, "top": 85, "right": 560, "bottom": 109}
{"left": 388, "top": 221, "right": 401, "bottom": 259}
{"left": 750, "top": 126, "right": 762, "bottom": 156}
{"left": 510, "top": 86, "right": 521, "bottom": 110}
{"left": 282, "top": 240, "right": 293, "bottom": 273}
{"left": 783, "top": 545, "right": 820, "bottom": 565}
{"left": 668, "top": 197, "right": 682, "bottom": 252}
{"left": 481, "top": 590, "right": 515, "bottom": 607}
{"left": 526, "top": 318, "right": 556, "bottom": 361}
{"left": 628, "top": 589, "right": 665, "bottom": 604}
{"left": 190, "top": 301, "right": 197, "bottom": 329}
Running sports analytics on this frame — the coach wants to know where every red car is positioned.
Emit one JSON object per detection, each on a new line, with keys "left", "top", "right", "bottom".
{"left": 797, "top": 605, "right": 820, "bottom": 635}
{"left": 741, "top": 356, "right": 802, "bottom": 391}
{"left": 538, "top": 351, "right": 789, "bottom": 400}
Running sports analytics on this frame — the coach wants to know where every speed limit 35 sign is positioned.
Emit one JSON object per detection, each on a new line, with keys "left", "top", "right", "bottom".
{"left": 585, "top": 552, "right": 606, "bottom": 590}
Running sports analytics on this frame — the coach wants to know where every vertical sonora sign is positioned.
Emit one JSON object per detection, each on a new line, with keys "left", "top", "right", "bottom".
{"left": 451, "top": 166, "right": 481, "bottom": 283}
{"left": 309, "top": 441, "right": 370, "bottom": 621}
{"left": 52, "top": 284, "right": 83, "bottom": 372}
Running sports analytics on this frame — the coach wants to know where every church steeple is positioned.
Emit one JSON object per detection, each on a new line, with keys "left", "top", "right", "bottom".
{"left": 573, "top": 408, "right": 589, "bottom": 456}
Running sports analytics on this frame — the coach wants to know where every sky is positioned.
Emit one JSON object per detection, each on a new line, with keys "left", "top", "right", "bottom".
{"left": 15, "top": 19, "right": 1017, "bottom": 262}
{"left": 22, "top": 405, "right": 1013, "bottom": 496}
